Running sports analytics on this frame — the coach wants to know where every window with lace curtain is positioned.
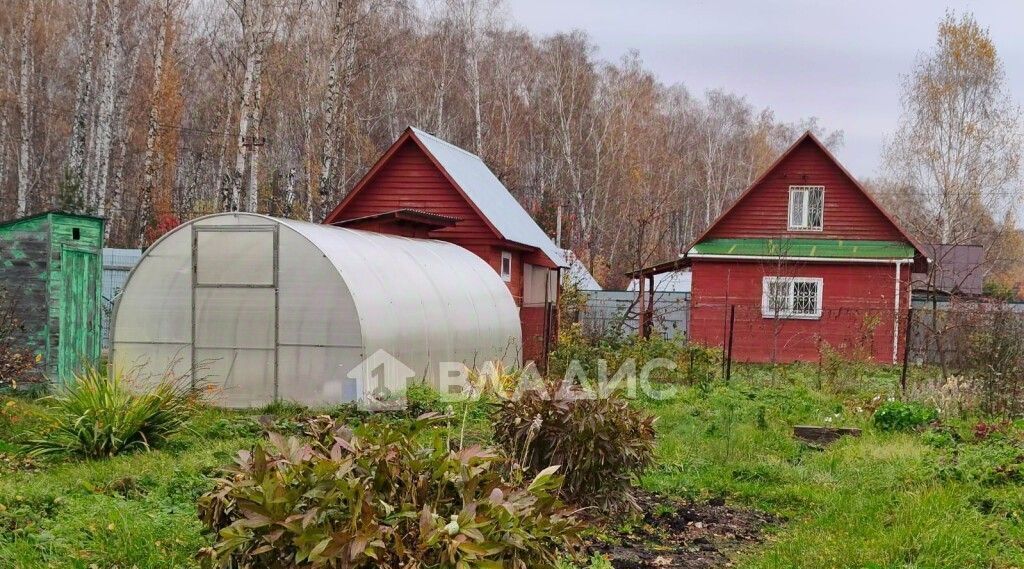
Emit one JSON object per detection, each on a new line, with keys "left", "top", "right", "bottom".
{"left": 789, "top": 185, "right": 824, "bottom": 230}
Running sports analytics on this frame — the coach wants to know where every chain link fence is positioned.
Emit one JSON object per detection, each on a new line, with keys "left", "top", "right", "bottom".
{"left": 102, "top": 248, "right": 143, "bottom": 349}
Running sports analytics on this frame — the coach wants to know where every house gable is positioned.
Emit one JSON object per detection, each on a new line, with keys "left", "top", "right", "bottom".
{"left": 325, "top": 135, "right": 502, "bottom": 247}
{"left": 697, "top": 133, "right": 921, "bottom": 251}
{"left": 325, "top": 127, "right": 564, "bottom": 268}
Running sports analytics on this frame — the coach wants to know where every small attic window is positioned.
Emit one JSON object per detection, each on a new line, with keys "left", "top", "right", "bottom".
{"left": 72, "top": 228, "right": 81, "bottom": 240}
{"left": 500, "top": 251, "right": 512, "bottom": 282}
{"left": 788, "top": 186, "right": 824, "bottom": 231}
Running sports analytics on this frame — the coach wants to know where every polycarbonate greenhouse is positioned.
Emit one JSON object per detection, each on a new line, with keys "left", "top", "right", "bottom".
{"left": 110, "top": 213, "right": 521, "bottom": 407}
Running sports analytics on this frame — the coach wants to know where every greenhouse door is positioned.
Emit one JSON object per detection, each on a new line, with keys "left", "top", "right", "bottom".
{"left": 192, "top": 225, "right": 278, "bottom": 407}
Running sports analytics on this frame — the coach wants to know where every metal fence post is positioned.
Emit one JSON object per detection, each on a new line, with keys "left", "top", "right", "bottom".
{"left": 901, "top": 306, "right": 913, "bottom": 395}
{"left": 725, "top": 304, "right": 736, "bottom": 382}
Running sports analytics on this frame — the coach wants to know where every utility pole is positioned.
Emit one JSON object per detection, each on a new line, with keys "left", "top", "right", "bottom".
{"left": 555, "top": 204, "right": 563, "bottom": 248}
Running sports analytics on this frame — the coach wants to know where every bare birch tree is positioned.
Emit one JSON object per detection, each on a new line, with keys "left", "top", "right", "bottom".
{"left": 16, "top": 0, "right": 35, "bottom": 216}
{"left": 66, "top": 0, "right": 98, "bottom": 198}
{"left": 139, "top": 2, "right": 175, "bottom": 243}
{"left": 225, "top": 0, "right": 278, "bottom": 212}
{"left": 883, "top": 12, "right": 1022, "bottom": 246}
{"left": 89, "top": 0, "right": 122, "bottom": 217}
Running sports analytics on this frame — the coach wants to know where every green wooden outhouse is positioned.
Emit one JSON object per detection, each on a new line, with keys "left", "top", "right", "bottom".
{"left": 0, "top": 211, "right": 104, "bottom": 383}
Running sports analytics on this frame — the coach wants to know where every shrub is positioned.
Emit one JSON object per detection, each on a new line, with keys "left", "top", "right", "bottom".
{"left": 197, "top": 413, "right": 581, "bottom": 568}
{"left": 22, "top": 368, "right": 197, "bottom": 459}
{"left": 872, "top": 400, "right": 939, "bottom": 432}
{"left": 681, "top": 344, "right": 722, "bottom": 386}
{"left": 493, "top": 388, "right": 656, "bottom": 515}
{"left": 0, "top": 287, "right": 42, "bottom": 389}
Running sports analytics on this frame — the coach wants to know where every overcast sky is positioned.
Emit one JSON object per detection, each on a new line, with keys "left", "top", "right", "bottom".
{"left": 505, "top": 0, "right": 1024, "bottom": 180}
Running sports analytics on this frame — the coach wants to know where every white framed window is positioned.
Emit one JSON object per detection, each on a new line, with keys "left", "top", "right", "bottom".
{"left": 788, "top": 185, "right": 824, "bottom": 231}
{"left": 500, "top": 251, "right": 512, "bottom": 282}
{"left": 762, "top": 276, "right": 823, "bottom": 319}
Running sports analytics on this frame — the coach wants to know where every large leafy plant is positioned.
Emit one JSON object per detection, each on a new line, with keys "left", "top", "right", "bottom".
{"left": 493, "top": 388, "right": 656, "bottom": 515}
{"left": 197, "top": 413, "right": 581, "bottom": 568}
{"left": 23, "top": 368, "right": 197, "bottom": 458}
{"left": 873, "top": 400, "right": 939, "bottom": 432}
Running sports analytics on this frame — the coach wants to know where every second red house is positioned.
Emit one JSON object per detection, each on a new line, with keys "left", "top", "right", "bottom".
{"left": 635, "top": 132, "right": 928, "bottom": 364}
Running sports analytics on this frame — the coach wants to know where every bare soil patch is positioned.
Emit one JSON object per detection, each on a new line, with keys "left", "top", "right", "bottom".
{"left": 588, "top": 491, "right": 780, "bottom": 568}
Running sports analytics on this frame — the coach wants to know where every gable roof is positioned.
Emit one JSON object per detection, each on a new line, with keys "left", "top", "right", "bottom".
{"left": 562, "top": 249, "right": 602, "bottom": 290}
{"left": 325, "top": 127, "right": 566, "bottom": 267}
{"left": 685, "top": 131, "right": 928, "bottom": 261}
{"left": 0, "top": 210, "right": 105, "bottom": 229}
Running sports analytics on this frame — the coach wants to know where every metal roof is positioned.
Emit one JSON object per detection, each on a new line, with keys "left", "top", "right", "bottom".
{"left": 628, "top": 270, "right": 691, "bottom": 293}
{"left": 690, "top": 238, "right": 916, "bottom": 260}
{"left": 912, "top": 244, "right": 985, "bottom": 295}
{"left": 410, "top": 127, "right": 566, "bottom": 267}
{"left": 563, "top": 249, "right": 601, "bottom": 290}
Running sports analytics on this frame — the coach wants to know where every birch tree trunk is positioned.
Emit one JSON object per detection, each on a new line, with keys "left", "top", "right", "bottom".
{"left": 325, "top": 30, "right": 356, "bottom": 220}
{"left": 91, "top": 0, "right": 122, "bottom": 217}
{"left": 316, "top": 1, "right": 346, "bottom": 220}
{"left": 107, "top": 46, "right": 139, "bottom": 241}
{"left": 284, "top": 166, "right": 296, "bottom": 217}
{"left": 16, "top": 0, "right": 35, "bottom": 217}
{"left": 0, "top": 105, "right": 7, "bottom": 196}
{"left": 228, "top": 0, "right": 266, "bottom": 212}
{"left": 246, "top": 64, "right": 264, "bottom": 212}
{"left": 140, "top": 9, "right": 170, "bottom": 241}
{"left": 459, "top": 0, "right": 487, "bottom": 155}
{"left": 67, "top": 0, "right": 98, "bottom": 192}
{"left": 300, "top": 44, "right": 315, "bottom": 221}
{"left": 215, "top": 86, "right": 233, "bottom": 211}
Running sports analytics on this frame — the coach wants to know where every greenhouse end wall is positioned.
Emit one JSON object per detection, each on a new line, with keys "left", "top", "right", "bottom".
{"left": 111, "top": 213, "right": 522, "bottom": 407}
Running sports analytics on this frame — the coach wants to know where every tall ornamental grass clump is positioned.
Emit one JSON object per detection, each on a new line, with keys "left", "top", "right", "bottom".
{"left": 23, "top": 368, "right": 197, "bottom": 458}
{"left": 197, "top": 413, "right": 581, "bottom": 569}
{"left": 494, "top": 388, "right": 656, "bottom": 515}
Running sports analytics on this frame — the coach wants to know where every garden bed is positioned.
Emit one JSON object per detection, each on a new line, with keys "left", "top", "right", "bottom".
{"left": 589, "top": 490, "right": 779, "bottom": 568}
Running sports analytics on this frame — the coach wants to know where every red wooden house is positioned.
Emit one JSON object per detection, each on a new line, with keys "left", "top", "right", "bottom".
{"left": 632, "top": 132, "right": 928, "bottom": 364}
{"left": 323, "top": 127, "right": 565, "bottom": 366}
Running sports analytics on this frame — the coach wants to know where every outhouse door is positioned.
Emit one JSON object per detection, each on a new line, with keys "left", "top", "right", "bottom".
{"left": 58, "top": 247, "right": 101, "bottom": 383}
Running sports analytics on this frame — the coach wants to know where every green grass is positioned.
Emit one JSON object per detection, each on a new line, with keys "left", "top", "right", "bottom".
{"left": 1, "top": 402, "right": 259, "bottom": 568}
{"left": 2, "top": 365, "right": 1022, "bottom": 568}
{"left": 638, "top": 366, "right": 1024, "bottom": 568}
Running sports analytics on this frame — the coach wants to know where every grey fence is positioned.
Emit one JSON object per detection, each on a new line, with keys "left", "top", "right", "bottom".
{"left": 102, "top": 248, "right": 143, "bottom": 348}
{"left": 907, "top": 297, "right": 1024, "bottom": 366}
{"left": 578, "top": 289, "right": 690, "bottom": 339}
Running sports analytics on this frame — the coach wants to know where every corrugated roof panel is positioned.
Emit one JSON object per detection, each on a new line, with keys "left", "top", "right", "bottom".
{"left": 410, "top": 127, "right": 566, "bottom": 267}
{"left": 691, "top": 238, "right": 915, "bottom": 260}
{"left": 563, "top": 249, "right": 601, "bottom": 290}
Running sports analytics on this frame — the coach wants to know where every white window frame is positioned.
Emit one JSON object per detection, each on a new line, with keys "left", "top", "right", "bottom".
{"left": 500, "top": 251, "right": 513, "bottom": 282}
{"left": 761, "top": 276, "right": 823, "bottom": 319}
{"left": 788, "top": 185, "right": 824, "bottom": 231}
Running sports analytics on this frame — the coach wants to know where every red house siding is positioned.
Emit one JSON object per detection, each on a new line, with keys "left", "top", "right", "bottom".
{"left": 705, "top": 138, "right": 905, "bottom": 242}
{"left": 680, "top": 133, "right": 922, "bottom": 364}
{"left": 689, "top": 259, "right": 911, "bottom": 363}
{"left": 521, "top": 306, "right": 552, "bottom": 365}
{"left": 337, "top": 140, "right": 497, "bottom": 246}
